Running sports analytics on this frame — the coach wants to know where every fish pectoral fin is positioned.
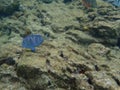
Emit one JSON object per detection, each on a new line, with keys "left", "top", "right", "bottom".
{"left": 31, "top": 47, "right": 35, "bottom": 52}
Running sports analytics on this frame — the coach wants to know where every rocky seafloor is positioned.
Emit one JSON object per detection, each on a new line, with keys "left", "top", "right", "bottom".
{"left": 0, "top": 0, "right": 120, "bottom": 90}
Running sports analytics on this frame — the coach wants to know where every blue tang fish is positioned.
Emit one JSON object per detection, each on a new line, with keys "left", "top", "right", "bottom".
{"left": 105, "top": 0, "right": 120, "bottom": 7}
{"left": 22, "top": 34, "right": 44, "bottom": 52}
{"left": 113, "top": 0, "right": 120, "bottom": 7}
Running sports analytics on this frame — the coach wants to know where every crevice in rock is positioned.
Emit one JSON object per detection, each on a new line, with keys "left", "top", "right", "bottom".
{"left": 87, "top": 78, "right": 93, "bottom": 85}
{"left": 112, "top": 76, "right": 120, "bottom": 86}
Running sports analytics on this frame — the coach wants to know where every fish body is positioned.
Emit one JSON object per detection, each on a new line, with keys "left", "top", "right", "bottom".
{"left": 22, "top": 34, "right": 44, "bottom": 52}
{"left": 82, "top": 0, "right": 97, "bottom": 8}
{"left": 113, "top": 0, "right": 120, "bottom": 7}
{"left": 105, "top": 0, "right": 120, "bottom": 7}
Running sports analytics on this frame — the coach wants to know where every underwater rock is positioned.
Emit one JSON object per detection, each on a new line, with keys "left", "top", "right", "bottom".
{"left": 86, "top": 71, "right": 119, "bottom": 90}
{"left": 63, "top": 0, "right": 73, "bottom": 3}
{"left": 0, "top": 23, "right": 13, "bottom": 37}
{"left": 87, "top": 43, "right": 110, "bottom": 57}
{"left": 110, "top": 71, "right": 120, "bottom": 86}
{"left": 0, "top": 64, "right": 28, "bottom": 90}
{"left": 16, "top": 43, "right": 94, "bottom": 90}
{"left": 37, "top": 0, "right": 53, "bottom": 3}
{"left": 0, "top": 0, "right": 119, "bottom": 89}
{"left": 74, "top": 74, "right": 94, "bottom": 90}
{"left": 0, "top": 57, "right": 15, "bottom": 66}
{"left": 66, "top": 30, "right": 97, "bottom": 45}
{"left": 117, "top": 37, "right": 120, "bottom": 48}
{"left": 88, "top": 21, "right": 120, "bottom": 46}
{"left": 43, "top": 0, "right": 53, "bottom": 3}
{"left": 0, "top": 0, "right": 20, "bottom": 16}
{"left": 90, "top": 21, "right": 119, "bottom": 38}
{"left": 88, "top": 12, "right": 97, "bottom": 21}
{"left": 97, "top": 8, "right": 109, "bottom": 15}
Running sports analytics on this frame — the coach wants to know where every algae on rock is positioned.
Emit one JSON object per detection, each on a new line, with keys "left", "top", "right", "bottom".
{"left": 0, "top": 0, "right": 20, "bottom": 16}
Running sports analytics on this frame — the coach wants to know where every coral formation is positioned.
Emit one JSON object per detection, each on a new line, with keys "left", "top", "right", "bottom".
{"left": 0, "top": 0, "right": 120, "bottom": 90}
